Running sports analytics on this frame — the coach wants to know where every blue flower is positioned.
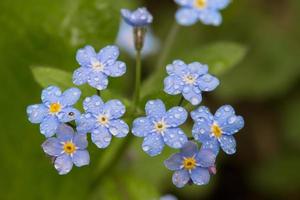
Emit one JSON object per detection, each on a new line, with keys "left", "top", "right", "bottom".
{"left": 42, "top": 124, "right": 90, "bottom": 175}
{"left": 174, "top": 0, "right": 231, "bottom": 26}
{"left": 116, "top": 20, "right": 159, "bottom": 58}
{"left": 164, "top": 60, "right": 219, "bottom": 105}
{"left": 164, "top": 141, "right": 216, "bottom": 188}
{"left": 132, "top": 99, "right": 188, "bottom": 156}
{"left": 26, "top": 86, "right": 81, "bottom": 137}
{"left": 121, "top": 7, "right": 153, "bottom": 27}
{"left": 191, "top": 105, "right": 244, "bottom": 155}
{"left": 76, "top": 95, "right": 129, "bottom": 148}
{"left": 73, "top": 45, "right": 126, "bottom": 90}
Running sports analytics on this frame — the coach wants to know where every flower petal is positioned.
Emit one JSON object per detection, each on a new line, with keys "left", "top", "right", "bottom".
{"left": 180, "top": 141, "right": 198, "bottom": 157}
{"left": 73, "top": 134, "right": 88, "bottom": 149}
{"left": 187, "top": 62, "right": 208, "bottom": 76}
{"left": 42, "top": 137, "right": 62, "bottom": 156}
{"left": 191, "top": 167, "right": 210, "bottom": 185}
{"left": 76, "top": 113, "right": 97, "bottom": 134}
{"left": 191, "top": 106, "right": 214, "bottom": 123}
{"left": 164, "top": 75, "right": 184, "bottom": 95}
{"left": 54, "top": 154, "right": 73, "bottom": 175}
{"left": 201, "top": 138, "right": 220, "bottom": 155}
{"left": 221, "top": 115, "right": 244, "bottom": 135}
{"left": 174, "top": 0, "right": 193, "bottom": 6}
{"left": 26, "top": 104, "right": 48, "bottom": 123}
{"left": 56, "top": 124, "right": 74, "bottom": 141}
{"left": 76, "top": 45, "right": 97, "bottom": 67}
{"left": 97, "top": 45, "right": 119, "bottom": 65}
{"left": 41, "top": 86, "right": 62, "bottom": 104}
{"left": 176, "top": 8, "right": 198, "bottom": 26}
{"left": 192, "top": 122, "right": 212, "bottom": 143}
{"left": 165, "top": 106, "right": 187, "bottom": 127}
{"left": 197, "top": 74, "right": 219, "bottom": 92}
{"left": 166, "top": 60, "right": 188, "bottom": 76}
{"left": 83, "top": 95, "right": 104, "bottom": 114}
{"left": 60, "top": 87, "right": 81, "bottom": 106}
{"left": 104, "top": 61, "right": 126, "bottom": 77}
{"left": 40, "top": 116, "right": 60, "bottom": 137}
{"left": 91, "top": 126, "right": 112, "bottom": 148}
{"left": 199, "top": 9, "right": 222, "bottom": 26}
{"left": 145, "top": 99, "right": 166, "bottom": 120}
{"left": 219, "top": 135, "right": 236, "bottom": 155}
{"left": 214, "top": 105, "right": 235, "bottom": 126}
{"left": 72, "top": 150, "right": 90, "bottom": 167}
{"left": 172, "top": 170, "right": 190, "bottom": 188}
{"left": 73, "top": 67, "right": 92, "bottom": 85}
{"left": 163, "top": 128, "right": 188, "bottom": 149}
{"left": 208, "top": 0, "right": 231, "bottom": 10}
{"left": 57, "top": 107, "right": 80, "bottom": 123}
{"left": 103, "top": 99, "right": 126, "bottom": 119}
{"left": 182, "top": 85, "right": 202, "bottom": 105}
{"left": 108, "top": 119, "right": 129, "bottom": 138}
{"left": 132, "top": 117, "right": 153, "bottom": 137}
{"left": 142, "top": 132, "right": 164, "bottom": 156}
{"left": 196, "top": 149, "right": 216, "bottom": 168}
{"left": 87, "top": 71, "right": 108, "bottom": 90}
{"left": 164, "top": 153, "right": 183, "bottom": 171}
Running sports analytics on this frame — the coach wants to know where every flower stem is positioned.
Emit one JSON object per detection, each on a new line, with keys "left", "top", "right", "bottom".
{"left": 96, "top": 89, "right": 100, "bottom": 96}
{"left": 178, "top": 96, "right": 184, "bottom": 106}
{"left": 133, "top": 49, "right": 142, "bottom": 108}
{"left": 155, "top": 21, "right": 180, "bottom": 69}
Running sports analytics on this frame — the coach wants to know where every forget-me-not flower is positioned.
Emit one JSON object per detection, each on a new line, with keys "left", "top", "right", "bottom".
{"left": 116, "top": 20, "right": 159, "bottom": 58}
{"left": 76, "top": 95, "right": 129, "bottom": 148}
{"left": 26, "top": 86, "right": 81, "bottom": 137}
{"left": 132, "top": 99, "right": 188, "bottom": 156}
{"left": 164, "top": 60, "right": 219, "bottom": 105}
{"left": 174, "top": 0, "right": 231, "bottom": 26}
{"left": 42, "top": 124, "right": 90, "bottom": 175}
{"left": 191, "top": 105, "right": 244, "bottom": 155}
{"left": 121, "top": 7, "right": 153, "bottom": 27}
{"left": 164, "top": 141, "right": 216, "bottom": 188}
{"left": 73, "top": 45, "right": 126, "bottom": 90}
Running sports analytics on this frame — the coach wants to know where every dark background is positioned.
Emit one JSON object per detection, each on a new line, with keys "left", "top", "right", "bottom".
{"left": 0, "top": 0, "right": 299, "bottom": 199}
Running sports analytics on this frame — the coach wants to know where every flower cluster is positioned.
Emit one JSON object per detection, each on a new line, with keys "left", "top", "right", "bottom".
{"left": 26, "top": 2, "right": 244, "bottom": 190}
{"left": 27, "top": 45, "right": 128, "bottom": 174}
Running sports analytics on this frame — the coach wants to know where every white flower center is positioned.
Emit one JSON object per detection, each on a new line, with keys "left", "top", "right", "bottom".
{"left": 92, "top": 61, "right": 104, "bottom": 71}
{"left": 98, "top": 115, "right": 109, "bottom": 125}
{"left": 154, "top": 120, "right": 167, "bottom": 133}
{"left": 183, "top": 75, "right": 196, "bottom": 84}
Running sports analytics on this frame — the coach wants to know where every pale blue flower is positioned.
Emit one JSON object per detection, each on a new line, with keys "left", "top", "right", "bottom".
{"left": 164, "top": 141, "right": 216, "bottom": 188}
{"left": 132, "top": 99, "right": 188, "bottom": 156}
{"left": 76, "top": 95, "right": 129, "bottom": 148}
{"left": 116, "top": 20, "right": 159, "bottom": 58}
{"left": 164, "top": 60, "right": 219, "bottom": 105}
{"left": 174, "top": 0, "right": 231, "bottom": 26}
{"left": 191, "top": 105, "right": 244, "bottom": 155}
{"left": 26, "top": 86, "right": 81, "bottom": 137}
{"left": 42, "top": 124, "right": 90, "bottom": 175}
{"left": 121, "top": 7, "right": 153, "bottom": 27}
{"left": 73, "top": 45, "right": 126, "bottom": 90}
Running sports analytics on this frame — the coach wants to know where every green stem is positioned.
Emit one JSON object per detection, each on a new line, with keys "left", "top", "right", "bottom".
{"left": 178, "top": 96, "right": 184, "bottom": 106}
{"left": 133, "top": 49, "right": 142, "bottom": 108}
{"left": 96, "top": 89, "right": 100, "bottom": 96}
{"left": 155, "top": 21, "right": 180, "bottom": 69}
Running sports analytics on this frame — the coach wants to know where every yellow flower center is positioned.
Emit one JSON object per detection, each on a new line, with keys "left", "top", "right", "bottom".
{"left": 63, "top": 141, "right": 76, "bottom": 155}
{"left": 183, "top": 157, "right": 197, "bottom": 170}
{"left": 184, "top": 75, "right": 196, "bottom": 84}
{"left": 155, "top": 121, "right": 166, "bottom": 133}
{"left": 98, "top": 115, "right": 109, "bottom": 125}
{"left": 92, "top": 61, "right": 104, "bottom": 71}
{"left": 49, "top": 103, "right": 61, "bottom": 114}
{"left": 211, "top": 123, "right": 222, "bottom": 138}
{"left": 194, "top": 0, "right": 207, "bottom": 9}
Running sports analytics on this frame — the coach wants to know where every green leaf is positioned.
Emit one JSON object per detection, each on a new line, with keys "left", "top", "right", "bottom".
{"left": 141, "top": 42, "right": 247, "bottom": 98}
{"left": 31, "top": 66, "right": 73, "bottom": 89}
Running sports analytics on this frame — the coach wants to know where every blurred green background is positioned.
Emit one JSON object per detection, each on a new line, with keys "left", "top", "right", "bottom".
{"left": 1, "top": 0, "right": 300, "bottom": 199}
